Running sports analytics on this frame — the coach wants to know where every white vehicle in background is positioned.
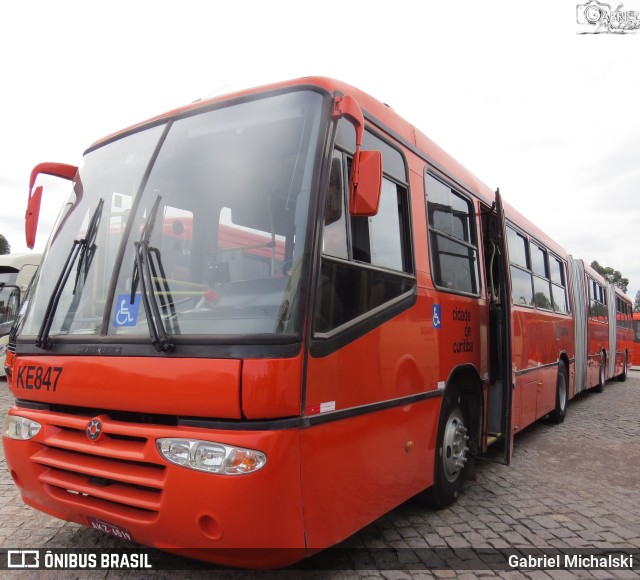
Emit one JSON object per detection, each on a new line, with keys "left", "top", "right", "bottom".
{"left": 0, "top": 253, "right": 41, "bottom": 377}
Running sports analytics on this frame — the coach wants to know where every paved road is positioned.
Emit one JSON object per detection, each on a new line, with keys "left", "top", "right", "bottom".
{"left": 1, "top": 372, "right": 639, "bottom": 579}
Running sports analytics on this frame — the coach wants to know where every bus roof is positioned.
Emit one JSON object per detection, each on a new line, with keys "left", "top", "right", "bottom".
{"left": 615, "top": 286, "right": 633, "bottom": 303}
{"left": 0, "top": 253, "right": 42, "bottom": 272}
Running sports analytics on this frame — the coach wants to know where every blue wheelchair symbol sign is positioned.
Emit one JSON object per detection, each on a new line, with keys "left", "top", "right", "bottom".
{"left": 432, "top": 304, "right": 442, "bottom": 329}
{"left": 113, "top": 294, "right": 141, "bottom": 327}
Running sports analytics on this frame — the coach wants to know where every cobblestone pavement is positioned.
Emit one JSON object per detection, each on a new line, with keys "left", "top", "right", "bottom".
{"left": 1, "top": 372, "right": 639, "bottom": 579}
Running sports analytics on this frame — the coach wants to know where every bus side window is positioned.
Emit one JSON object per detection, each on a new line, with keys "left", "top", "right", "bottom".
{"left": 322, "top": 152, "right": 348, "bottom": 260}
{"left": 589, "top": 278, "right": 598, "bottom": 320}
{"left": 315, "top": 150, "right": 412, "bottom": 334}
{"left": 531, "top": 243, "right": 552, "bottom": 311}
{"left": 599, "top": 285, "right": 608, "bottom": 323}
{"left": 425, "top": 174, "right": 479, "bottom": 295}
{"left": 506, "top": 226, "right": 534, "bottom": 307}
{"left": 352, "top": 179, "right": 405, "bottom": 270}
{"left": 551, "top": 257, "right": 569, "bottom": 314}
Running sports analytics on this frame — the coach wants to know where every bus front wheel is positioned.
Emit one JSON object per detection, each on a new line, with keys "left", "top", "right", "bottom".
{"left": 422, "top": 388, "right": 470, "bottom": 509}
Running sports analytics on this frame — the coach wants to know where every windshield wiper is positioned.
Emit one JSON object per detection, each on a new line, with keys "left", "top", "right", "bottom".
{"left": 130, "top": 195, "right": 176, "bottom": 352}
{"left": 60, "top": 198, "right": 104, "bottom": 333}
{"left": 74, "top": 198, "right": 104, "bottom": 293}
{"left": 36, "top": 199, "right": 104, "bottom": 349}
{"left": 148, "top": 246, "right": 180, "bottom": 336}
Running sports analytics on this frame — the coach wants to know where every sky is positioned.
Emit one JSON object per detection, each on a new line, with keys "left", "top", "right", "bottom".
{"left": 1, "top": 0, "right": 639, "bottom": 300}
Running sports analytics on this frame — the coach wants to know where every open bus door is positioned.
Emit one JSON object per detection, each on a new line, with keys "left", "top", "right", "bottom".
{"left": 483, "top": 188, "right": 514, "bottom": 465}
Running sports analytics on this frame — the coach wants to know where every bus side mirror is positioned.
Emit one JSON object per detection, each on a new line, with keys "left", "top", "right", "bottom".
{"left": 26, "top": 162, "right": 78, "bottom": 249}
{"left": 332, "top": 95, "right": 383, "bottom": 217}
{"left": 350, "top": 150, "right": 382, "bottom": 216}
{"left": 26, "top": 186, "right": 43, "bottom": 250}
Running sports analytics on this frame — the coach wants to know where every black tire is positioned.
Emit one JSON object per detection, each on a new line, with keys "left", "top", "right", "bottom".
{"left": 549, "top": 363, "right": 568, "bottom": 424}
{"left": 617, "top": 352, "right": 628, "bottom": 382}
{"left": 594, "top": 352, "right": 606, "bottom": 393}
{"left": 421, "top": 388, "right": 470, "bottom": 509}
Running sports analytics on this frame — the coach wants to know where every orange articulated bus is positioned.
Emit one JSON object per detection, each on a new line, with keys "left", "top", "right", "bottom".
{"left": 2, "top": 77, "right": 634, "bottom": 568}
{"left": 567, "top": 259, "right": 634, "bottom": 391}
{"left": 613, "top": 288, "right": 634, "bottom": 379}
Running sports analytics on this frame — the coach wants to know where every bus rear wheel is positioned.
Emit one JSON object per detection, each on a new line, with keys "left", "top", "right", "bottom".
{"left": 422, "top": 388, "right": 470, "bottom": 509}
{"left": 549, "top": 363, "right": 568, "bottom": 424}
{"left": 594, "top": 353, "right": 606, "bottom": 393}
{"left": 617, "top": 353, "right": 628, "bottom": 382}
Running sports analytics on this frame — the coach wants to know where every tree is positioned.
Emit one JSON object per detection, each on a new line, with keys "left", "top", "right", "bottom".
{"left": 0, "top": 234, "right": 9, "bottom": 255}
{"left": 634, "top": 290, "right": 640, "bottom": 313}
{"left": 534, "top": 292, "right": 552, "bottom": 311}
{"left": 590, "top": 260, "right": 629, "bottom": 294}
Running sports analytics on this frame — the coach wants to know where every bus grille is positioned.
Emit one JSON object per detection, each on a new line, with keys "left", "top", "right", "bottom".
{"left": 33, "top": 418, "right": 166, "bottom": 521}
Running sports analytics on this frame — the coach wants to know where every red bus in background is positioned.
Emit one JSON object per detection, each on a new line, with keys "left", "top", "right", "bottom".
{"left": 633, "top": 312, "right": 640, "bottom": 344}
{"left": 3, "top": 77, "right": 634, "bottom": 568}
{"left": 162, "top": 218, "right": 285, "bottom": 284}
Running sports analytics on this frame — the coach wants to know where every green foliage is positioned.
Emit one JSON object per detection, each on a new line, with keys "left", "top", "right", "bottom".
{"left": 590, "top": 260, "right": 629, "bottom": 294}
{"left": 0, "top": 234, "right": 10, "bottom": 255}
{"left": 534, "top": 292, "right": 552, "bottom": 311}
{"left": 634, "top": 290, "right": 640, "bottom": 313}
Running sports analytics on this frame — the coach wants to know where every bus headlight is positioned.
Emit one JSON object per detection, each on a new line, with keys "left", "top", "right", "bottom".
{"left": 156, "top": 438, "right": 266, "bottom": 475}
{"left": 3, "top": 415, "right": 41, "bottom": 440}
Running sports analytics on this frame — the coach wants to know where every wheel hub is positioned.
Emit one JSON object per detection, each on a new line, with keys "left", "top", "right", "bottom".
{"left": 443, "top": 408, "right": 470, "bottom": 482}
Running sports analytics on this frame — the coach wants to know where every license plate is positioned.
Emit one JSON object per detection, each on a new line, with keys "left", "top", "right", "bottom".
{"left": 87, "top": 517, "right": 134, "bottom": 542}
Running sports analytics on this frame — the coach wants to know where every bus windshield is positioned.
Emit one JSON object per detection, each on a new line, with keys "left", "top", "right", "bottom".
{"left": 21, "top": 90, "right": 324, "bottom": 343}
